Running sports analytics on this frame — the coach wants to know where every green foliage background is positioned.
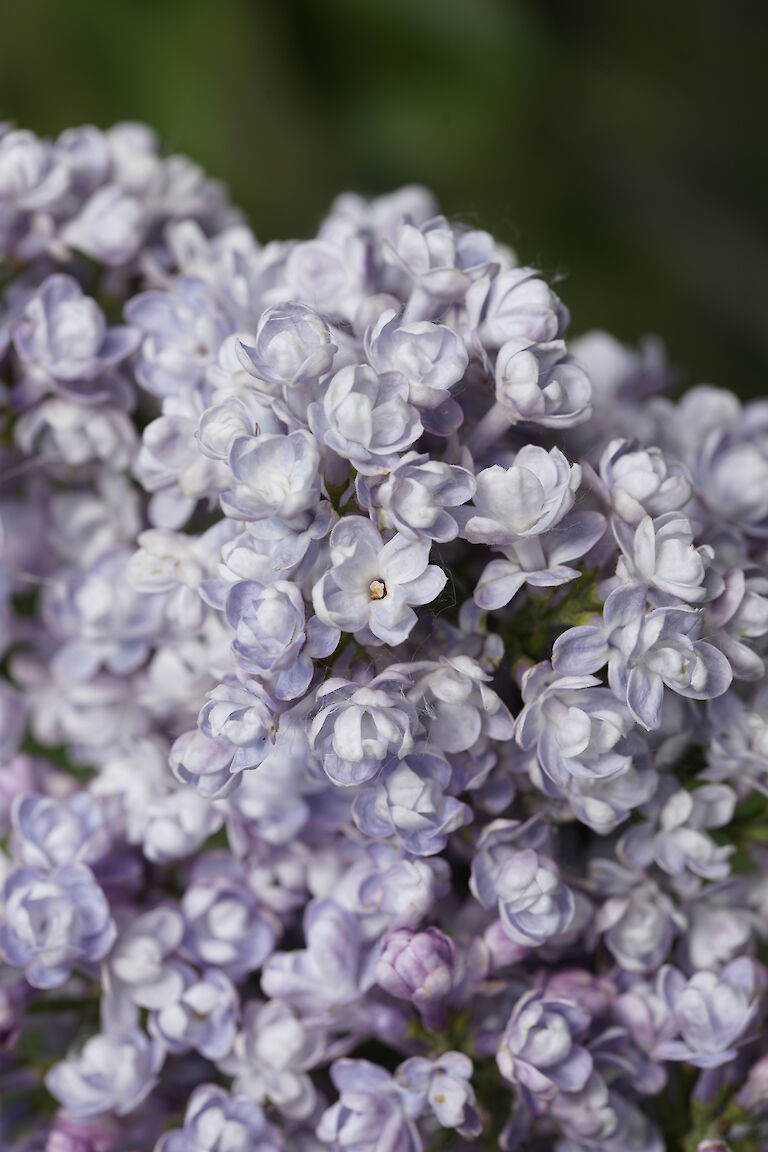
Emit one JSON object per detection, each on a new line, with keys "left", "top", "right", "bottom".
{"left": 2, "top": 0, "right": 766, "bottom": 397}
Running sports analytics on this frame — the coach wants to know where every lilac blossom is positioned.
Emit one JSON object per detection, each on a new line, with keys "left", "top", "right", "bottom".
{"left": 196, "top": 676, "right": 277, "bottom": 776}
{"left": 683, "top": 880, "right": 757, "bottom": 971}
{"left": 0, "top": 130, "right": 69, "bottom": 222}
{"left": 237, "top": 303, "right": 337, "bottom": 400}
{"left": 61, "top": 183, "right": 146, "bottom": 266}
{"left": 326, "top": 843, "right": 440, "bottom": 934}
{"left": 613, "top": 513, "right": 714, "bottom": 605}
{"left": 566, "top": 750, "right": 658, "bottom": 832}
{"left": 0, "top": 863, "right": 115, "bottom": 988}
{"left": 592, "top": 438, "right": 692, "bottom": 526}
{"left": 149, "top": 966, "right": 239, "bottom": 1060}
{"left": 553, "top": 1082, "right": 664, "bottom": 1152}
{"left": 142, "top": 788, "right": 224, "bottom": 863}
{"left": 197, "top": 391, "right": 277, "bottom": 462}
{"left": 317, "top": 1059, "right": 421, "bottom": 1152}
{"left": 406, "top": 655, "right": 514, "bottom": 753}
{"left": 618, "top": 783, "right": 736, "bottom": 881}
{"left": 364, "top": 308, "right": 467, "bottom": 431}
{"left": 463, "top": 446, "right": 581, "bottom": 546}
{"left": 308, "top": 363, "right": 422, "bottom": 473}
{"left": 553, "top": 585, "right": 732, "bottom": 730}
{"left": 13, "top": 274, "right": 139, "bottom": 401}
{"left": 313, "top": 517, "right": 445, "bottom": 645}
{"left": 497, "top": 990, "right": 593, "bottom": 1106}
{"left": 224, "top": 579, "right": 338, "bottom": 698}
{"left": 45, "top": 1030, "right": 163, "bottom": 1119}
{"left": 136, "top": 390, "right": 230, "bottom": 529}
{"left": 352, "top": 750, "right": 472, "bottom": 855}
{"left": 358, "top": 452, "right": 476, "bottom": 542}
{"left": 262, "top": 900, "right": 372, "bottom": 1012}
{"left": 127, "top": 523, "right": 231, "bottom": 632}
{"left": 705, "top": 565, "right": 768, "bottom": 681}
{"left": 181, "top": 853, "right": 280, "bottom": 980}
{"left": 169, "top": 726, "right": 243, "bottom": 798}
{"left": 221, "top": 999, "right": 327, "bottom": 1120}
{"left": 515, "top": 663, "right": 635, "bottom": 791}
{"left": 383, "top": 214, "right": 494, "bottom": 311}
{"left": 473, "top": 510, "right": 605, "bottom": 610}
{"left": 374, "top": 927, "right": 456, "bottom": 1006}
{"left": 221, "top": 430, "right": 322, "bottom": 523}
{"left": 124, "top": 277, "right": 232, "bottom": 397}
{"left": 14, "top": 399, "right": 137, "bottom": 470}
{"left": 11, "top": 792, "right": 111, "bottom": 870}
{"left": 102, "top": 906, "right": 185, "bottom": 1014}
{"left": 309, "top": 670, "right": 419, "bottom": 785}
{"left": 705, "top": 685, "right": 768, "bottom": 790}
{"left": 671, "top": 388, "right": 768, "bottom": 536}
{"left": 156, "top": 1085, "right": 283, "bottom": 1152}
{"left": 470, "top": 818, "right": 575, "bottom": 946}
{"left": 396, "top": 1052, "right": 482, "bottom": 1139}
{"left": 654, "top": 958, "right": 761, "bottom": 1068}
{"left": 468, "top": 339, "right": 592, "bottom": 457}
{"left": 467, "top": 265, "right": 566, "bottom": 349}
{"left": 43, "top": 547, "right": 165, "bottom": 681}
{"left": 1, "top": 128, "right": 767, "bottom": 1152}
{"left": 284, "top": 235, "right": 369, "bottom": 322}
{"left": 592, "top": 861, "right": 683, "bottom": 973}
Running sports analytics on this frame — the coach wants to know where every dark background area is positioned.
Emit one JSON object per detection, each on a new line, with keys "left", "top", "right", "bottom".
{"left": 2, "top": 0, "right": 766, "bottom": 397}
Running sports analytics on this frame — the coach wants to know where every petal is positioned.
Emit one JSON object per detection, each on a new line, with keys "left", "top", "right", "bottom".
{"left": 474, "top": 560, "right": 526, "bottom": 611}
{"left": 547, "top": 512, "right": 606, "bottom": 566}
{"left": 627, "top": 665, "right": 665, "bottom": 730}
{"left": 379, "top": 533, "right": 432, "bottom": 585}
{"left": 552, "top": 626, "right": 608, "bottom": 675}
{"left": 402, "top": 564, "right": 447, "bottom": 606}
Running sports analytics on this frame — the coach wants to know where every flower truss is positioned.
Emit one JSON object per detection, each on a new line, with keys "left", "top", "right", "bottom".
{"left": 0, "top": 122, "right": 767, "bottom": 1152}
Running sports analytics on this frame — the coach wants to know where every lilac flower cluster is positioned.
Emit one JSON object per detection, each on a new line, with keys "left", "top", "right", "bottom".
{"left": 1, "top": 123, "right": 768, "bottom": 1152}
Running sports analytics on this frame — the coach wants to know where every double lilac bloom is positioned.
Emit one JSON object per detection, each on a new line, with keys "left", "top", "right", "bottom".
{"left": 553, "top": 582, "right": 732, "bottom": 729}
{"left": 0, "top": 864, "right": 115, "bottom": 988}
{"left": 353, "top": 750, "right": 472, "bottom": 855}
{"left": 13, "top": 274, "right": 139, "bottom": 403}
{"left": 470, "top": 818, "right": 575, "bottom": 946}
{"left": 1, "top": 125, "right": 767, "bottom": 1152}
{"left": 654, "top": 958, "right": 760, "bottom": 1068}
{"left": 309, "top": 671, "right": 419, "bottom": 785}
{"left": 224, "top": 578, "right": 338, "bottom": 699}
{"left": 157, "top": 1085, "right": 282, "bottom": 1152}
{"left": 497, "top": 990, "right": 593, "bottom": 1107}
{"left": 465, "top": 446, "right": 605, "bottom": 609}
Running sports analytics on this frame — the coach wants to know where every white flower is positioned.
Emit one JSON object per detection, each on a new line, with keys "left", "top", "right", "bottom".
{"left": 103, "top": 906, "right": 186, "bottom": 1013}
{"left": 463, "top": 446, "right": 580, "bottom": 546}
{"left": 45, "top": 1030, "right": 163, "bottom": 1119}
{"left": 222, "top": 430, "right": 321, "bottom": 522}
{"left": 359, "top": 453, "right": 475, "bottom": 542}
{"left": 493, "top": 338, "right": 591, "bottom": 427}
{"left": 313, "top": 517, "right": 445, "bottom": 645}
{"left": 614, "top": 513, "right": 715, "bottom": 605}
{"left": 595, "top": 438, "right": 692, "bottom": 526}
{"left": 364, "top": 307, "right": 468, "bottom": 410}
{"left": 309, "top": 364, "right": 422, "bottom": 474}
{"left": 221, "top": 999, "right": 327, "bottom": 1120}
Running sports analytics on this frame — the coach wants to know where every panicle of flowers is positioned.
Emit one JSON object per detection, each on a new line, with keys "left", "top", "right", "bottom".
{"left": 1, "top": 120, "right": 768, "bottom": 1152}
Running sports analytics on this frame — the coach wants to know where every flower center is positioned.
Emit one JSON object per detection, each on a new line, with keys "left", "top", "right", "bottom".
{"left": 369, "top": 578, "right": 387, "bottom": 600}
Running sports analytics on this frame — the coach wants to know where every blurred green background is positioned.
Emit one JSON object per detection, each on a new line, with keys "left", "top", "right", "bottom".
{"left": 2, "top": 0, "right": 766, "bottom": 396}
